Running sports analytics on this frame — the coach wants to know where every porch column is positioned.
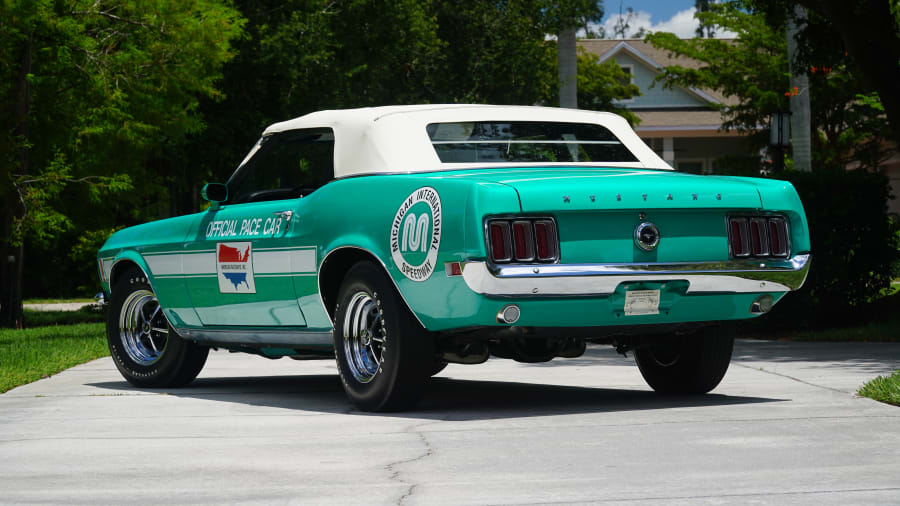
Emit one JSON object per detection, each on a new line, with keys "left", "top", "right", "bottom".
{"left": 663, "top": 137, "right": 675, "bottom": 167}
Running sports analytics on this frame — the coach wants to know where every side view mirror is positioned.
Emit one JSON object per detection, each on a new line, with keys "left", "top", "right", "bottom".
{"left": 201, "top": 183, "right": 228, "bottom": 203}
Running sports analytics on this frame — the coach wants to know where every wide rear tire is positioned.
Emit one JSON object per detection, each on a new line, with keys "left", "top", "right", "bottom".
{"left": 333, "top": 262, "right": 433, "bottom": 412}
{"left": 106, "top": 267, "right": 209, "bottom": 388}
{"left": 634, "top": 329, "right": 733, "bottom": 394}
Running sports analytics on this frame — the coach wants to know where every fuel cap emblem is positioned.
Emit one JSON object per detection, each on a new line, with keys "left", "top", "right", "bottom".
{"left": 634, "top": 222, "right": 661, "bottom": 251}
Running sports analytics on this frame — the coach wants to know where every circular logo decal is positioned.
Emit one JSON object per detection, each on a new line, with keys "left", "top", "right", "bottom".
{"left": 634, "top": 221, "right": 660, "bottom": 251}
{"left": 390, "top": 187, "right": 442, "bottom": 281}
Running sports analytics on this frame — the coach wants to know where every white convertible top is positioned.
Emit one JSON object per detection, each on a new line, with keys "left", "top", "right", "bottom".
{"left": 262, "top": 104, "right": 673, "bottom": 178}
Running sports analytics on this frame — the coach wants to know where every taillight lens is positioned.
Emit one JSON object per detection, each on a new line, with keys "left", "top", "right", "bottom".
{"left": 512, "top": 221, "right": 535, "bottom": 261}
{"left": 750, "top": 218, "right": 769, "bottom": 256}
{"left": 488, "top": 217, "right": 558, "bottom": 263}
{"left": 768, "top": 217, "right": 788, "bottom": 256}
{"left": 533, "top": 220, "right": 558, "bottom": 261}
{"left": 729, "top": 218, "right": 749, "bottom": 257}
{"left": 728, "top": 215, "right": 789, "bottom": 258}
{"left": 489, "top": 222, "right": 511, "bottom": 262}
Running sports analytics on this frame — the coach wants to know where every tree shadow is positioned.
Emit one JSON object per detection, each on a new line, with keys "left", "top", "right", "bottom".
{"left": 733, "top": 339, "right": 900, "bottom": 376}
{"left": 87, "top": 373, "right": 783, "bottom": 421}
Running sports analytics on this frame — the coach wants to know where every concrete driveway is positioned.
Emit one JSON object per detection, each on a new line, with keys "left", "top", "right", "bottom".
{"left": 2, "top": 339, "right": 899, "bottom": 505}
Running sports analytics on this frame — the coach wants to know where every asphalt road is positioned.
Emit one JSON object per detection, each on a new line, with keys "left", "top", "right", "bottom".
{"left": 2, "top": 339, "right": 899, "bottom": 505}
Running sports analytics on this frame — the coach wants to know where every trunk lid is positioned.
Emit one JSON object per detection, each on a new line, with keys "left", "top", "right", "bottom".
{"left": 444, "top": 167, "right": 762, "bottom": 211}
{"left": 445, "top": 168, "right": 762, "bottom": 264}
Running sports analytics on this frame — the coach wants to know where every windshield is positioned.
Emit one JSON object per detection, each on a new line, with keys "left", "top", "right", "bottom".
{"left": 426, "top": 121, "right": 638, "bottom": 164}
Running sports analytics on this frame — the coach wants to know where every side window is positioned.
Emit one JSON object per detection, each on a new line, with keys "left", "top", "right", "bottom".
{"left": 228, "top": 128, "right": 334, "bottom": 204}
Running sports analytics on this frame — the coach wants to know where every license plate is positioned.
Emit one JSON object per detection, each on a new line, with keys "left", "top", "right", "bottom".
{"left": 624, "top": 289, "right": 660, "bottom": 316}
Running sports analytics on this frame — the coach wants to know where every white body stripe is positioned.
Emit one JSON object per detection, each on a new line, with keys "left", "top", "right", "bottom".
{"left": 141, "top": 247, "right": 316, "bottom": 276}
{"left": 183, "top": 252, "right": 216, "bottom": 275}
{"left": 144, "top": 254, "right": 182, "bottom": 276}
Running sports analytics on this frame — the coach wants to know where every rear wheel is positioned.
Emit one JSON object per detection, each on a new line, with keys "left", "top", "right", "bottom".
{"left": 333, "top": 262, "right": 433, "bottom": 411}
{"left": 634, "top": 329, "right": 733, "bottom": 394}
{"left": 107, "top": 267, "right": 209, "bottom": 387}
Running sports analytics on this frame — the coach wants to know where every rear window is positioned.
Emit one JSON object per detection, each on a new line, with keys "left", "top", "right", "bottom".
{"left": 426, "top": 121, "right": 638, "bottom": 164}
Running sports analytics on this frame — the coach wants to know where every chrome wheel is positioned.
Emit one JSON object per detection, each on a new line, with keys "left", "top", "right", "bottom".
{"left": 342, "top": 291, "right": 386, "bottom": 383}
{"left": 118, "top": 289, "right": 169, "bottom": 366}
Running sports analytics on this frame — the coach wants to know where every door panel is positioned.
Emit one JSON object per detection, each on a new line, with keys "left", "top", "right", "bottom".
{"left": 185, "top": 127, "right": 334, "bottom": 328}
{"left": 185, "top": 200, "right": 308, "bottom": 326}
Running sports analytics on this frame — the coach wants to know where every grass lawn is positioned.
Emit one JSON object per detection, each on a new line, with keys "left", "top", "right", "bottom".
{"left": 0, "top": 323, "right": 108, "bottom": 393}
{"left": 24, "top": 298, "right": 96, "bottom": 304}
{"left": 858, "top": 370, "right": 900, "bottom": 407}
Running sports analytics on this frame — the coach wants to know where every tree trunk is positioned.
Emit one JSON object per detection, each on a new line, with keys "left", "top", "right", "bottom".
{"left": 787, "top": 5, "right": 812, "bottom": 172}
{"left": 1, "top": 32, "right": 32, "bottom": 328}
{"left": 558, "top": 26, "right": 577, "bottom": 109}
{"left": 800, "top": 0, "right": 900, "bottom": 149}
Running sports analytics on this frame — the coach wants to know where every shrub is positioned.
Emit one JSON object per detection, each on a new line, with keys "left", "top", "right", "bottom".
{"left": 768, "top": 169, "right": 899, "bottom": 327}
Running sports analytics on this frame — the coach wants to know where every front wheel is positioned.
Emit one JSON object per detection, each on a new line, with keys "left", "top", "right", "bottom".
{"left": 634, "top": 329, "right": 733, "bottom": 394}
{"left": 333, "top": 262, "right": 433, "bottom": 411}
{"left": 106, "top": 267, "right": 209, "bottom": 388}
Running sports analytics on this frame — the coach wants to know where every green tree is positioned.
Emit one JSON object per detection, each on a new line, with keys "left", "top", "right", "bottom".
{"left": 645, "top": 2, "right": 892, "bottom": 170}
{"left": 747, "top": 0, "right": 900, "bottom": 149}
{"left": 695, "top": 0, "right": 716, "bottom": 37}
{"left": 645, "top": 3, "right": 788, "bottom": 145}
{"left": 0, "top": 0, "right": 244, "bottom": 327}
{"left": 180, "top": 0, "right": 444, "bottom": 194}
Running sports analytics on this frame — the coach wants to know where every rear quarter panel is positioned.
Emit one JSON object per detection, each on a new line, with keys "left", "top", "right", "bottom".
{"left": 306, "top": 174, "right": 521, "bottom": 329}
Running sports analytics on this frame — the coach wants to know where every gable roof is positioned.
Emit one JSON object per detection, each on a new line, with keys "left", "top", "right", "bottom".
{"left": 579, "top": 39, "right": 737, "bottom": 106}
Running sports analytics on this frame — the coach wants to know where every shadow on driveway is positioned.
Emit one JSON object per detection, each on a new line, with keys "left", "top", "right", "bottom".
{"left": 87, "top": 374, "right": 783, "bottom": 421}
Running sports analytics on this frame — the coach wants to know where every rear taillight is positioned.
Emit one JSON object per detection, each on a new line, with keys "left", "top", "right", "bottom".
{"left": 489, "top": 222, "right": 511, "bottom": 262}
{"left": 728, "top": 215, "right": 790, "bottom": 258}
{"left": 768, "top": 217, "right": 788, "bottom": 256}
{"left": 488, "top": 217, "right": 558, "bottom": 263}
{"left": 533, "top": 220, "right": 558, "bottom": 261}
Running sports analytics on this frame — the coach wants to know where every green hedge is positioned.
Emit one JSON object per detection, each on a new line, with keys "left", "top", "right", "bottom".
{"left": 768, "top": 169, "right": 899, "bottom": 327}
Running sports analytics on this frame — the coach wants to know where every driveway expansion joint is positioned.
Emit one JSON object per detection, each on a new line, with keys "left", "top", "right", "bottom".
{"left": 732, "top": 361, "right": 852, "bottom": 394}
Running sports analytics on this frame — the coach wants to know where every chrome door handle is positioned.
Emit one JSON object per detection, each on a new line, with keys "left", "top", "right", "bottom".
{"left": 274, "top": 210, "right": 293, "bottom": 222}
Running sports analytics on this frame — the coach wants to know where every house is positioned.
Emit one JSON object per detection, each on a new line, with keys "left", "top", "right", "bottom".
{"left": 578, "top": 39, "right": 752, "bottom": 175}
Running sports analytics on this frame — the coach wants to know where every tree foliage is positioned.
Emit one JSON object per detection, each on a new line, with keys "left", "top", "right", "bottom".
{"left": 1, "top": 0, "right": 244, "bottom": 326}
{"left": 645, "top": 3, "right": 787, "bottom": 143}
{"left": 746, "top": 0, "right": 900, "bottom": 148}
{"left": 646, "top": 1, "right": 894, "bottom": 171}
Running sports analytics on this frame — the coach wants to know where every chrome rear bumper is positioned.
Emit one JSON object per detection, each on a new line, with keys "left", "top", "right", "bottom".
{"left": 461, "top": 254, "right": 810, "bottom": 297}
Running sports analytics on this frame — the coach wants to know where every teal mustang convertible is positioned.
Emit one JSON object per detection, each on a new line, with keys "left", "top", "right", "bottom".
{"left": 98, "top": 105, "right": 810, "bottom": 411}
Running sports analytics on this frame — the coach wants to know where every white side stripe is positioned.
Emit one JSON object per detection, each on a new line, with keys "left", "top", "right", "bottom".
{"left": 183, "top": 252, "right": 216, "bottom": 275}
{"left": 142, "top": 247, "right": 316, "bottom": 276}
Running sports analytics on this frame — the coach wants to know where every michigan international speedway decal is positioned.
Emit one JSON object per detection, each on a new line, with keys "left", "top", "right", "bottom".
{"left": 217, "top": 242, "right": 256, "bottom": 293}
{"left": 390, "top": 187, "right": 442, "bottom": 281}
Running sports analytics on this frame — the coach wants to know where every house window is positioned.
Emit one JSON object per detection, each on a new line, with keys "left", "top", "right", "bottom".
{"left": 616, "top": 64, "right": 635, "bottom": 104}
{"left": 619, "top": 64, "right": 634, "bottom": 86}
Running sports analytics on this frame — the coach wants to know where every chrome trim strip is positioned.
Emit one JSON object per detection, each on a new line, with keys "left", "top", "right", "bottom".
{"left": 176, "top": 327, "right": 333, "bottom": 347}
{"left": 461, "top": 254, "right": 811, "bottom": 297}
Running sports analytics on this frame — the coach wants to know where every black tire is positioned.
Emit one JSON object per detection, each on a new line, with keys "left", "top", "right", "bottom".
{"left": 333, "top": 261, "right": 433, "bottom": 412}
{"left": 106, "top": 267, "right": 209, "bottom": 388}
{"left": 430, "top": 360, "right": 448, "bottom": 377}
{"left": 634, "top": 329, "right": 733, "bottom": 394}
